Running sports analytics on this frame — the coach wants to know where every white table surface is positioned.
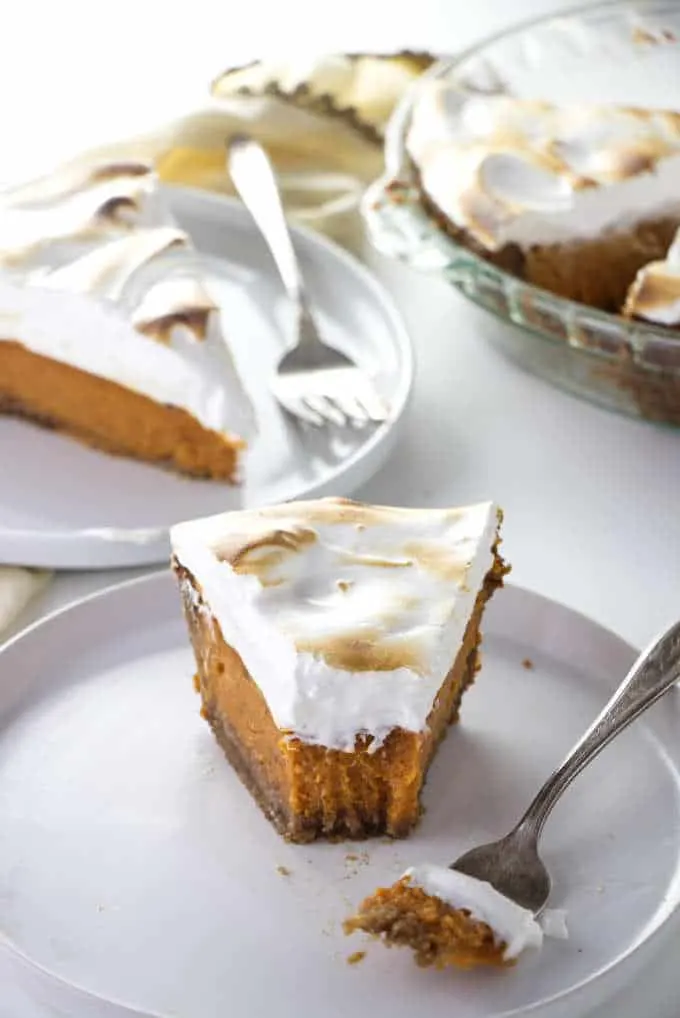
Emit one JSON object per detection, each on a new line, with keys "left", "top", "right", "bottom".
{"left": 3, "top": 1, "right": 680, "bottom": 1015}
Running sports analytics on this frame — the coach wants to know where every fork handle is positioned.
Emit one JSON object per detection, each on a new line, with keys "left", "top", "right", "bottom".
{"left": 516, "top": 617, "right": 680, "bottom": 841}
{"left": 227, "top": 134, "right": 307, "bottom": 310}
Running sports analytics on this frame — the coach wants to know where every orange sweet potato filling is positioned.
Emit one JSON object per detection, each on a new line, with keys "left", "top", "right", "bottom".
{"left": 175, "top": 547, "right": 506, "bottom": 843}
{"left": 0, "top": 340, "right": 243, "bottom": 481}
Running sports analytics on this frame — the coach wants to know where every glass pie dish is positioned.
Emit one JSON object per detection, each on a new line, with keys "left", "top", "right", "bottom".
{"left": 362, "top": 1, "right": 680, "bottom": 426}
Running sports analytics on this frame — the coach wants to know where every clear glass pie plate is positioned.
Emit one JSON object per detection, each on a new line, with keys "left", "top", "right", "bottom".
{"left": 362, "top": 1, "right": 680, "bottom": 426}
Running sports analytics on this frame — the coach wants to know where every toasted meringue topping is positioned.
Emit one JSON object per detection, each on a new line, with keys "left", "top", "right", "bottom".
{"left": 35, "top": 227, "right": 188, "bottom": 301}
{"left": 1, "top": 159, "right": 152, "bottom": 206}
{"left": 212, "top": 52, "right": 434, "bottom": 139}
{"left": 230, "top": 525, "right": 319, "bottom": 585}
{"left": 132, "top": 276, "right": 218, "bottom": 342}
{"left": 171, "top": 498, "right": 501, "bottom": 749}
{"left": 0, "top": 159, "right": 255, "bottom": 442}
{"left": 408, "top": 83, "right": 680, "bottom": 250}
{"left": 0, "top": 165, "right": 156, "bottom": 266}
{"left": 623, "top": 227, "right": 680, "bottom": 326}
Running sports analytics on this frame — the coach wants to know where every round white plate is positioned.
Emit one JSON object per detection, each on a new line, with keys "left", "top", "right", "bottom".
{"left": 1, "top": 577, "right": 679, "bottom": 1018}
{"left": 0, "top": 188, "right": 413, "bottom": 571}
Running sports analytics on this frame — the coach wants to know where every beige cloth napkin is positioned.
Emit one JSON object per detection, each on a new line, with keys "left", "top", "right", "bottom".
{"left": 0, "top": 52, "right": 433, "bottom": 638}
{"left": 71, "top": 51, "right": 434, "bottom": 251}
{"left": 0, "top": 568, "right": 50, "bottom": 637}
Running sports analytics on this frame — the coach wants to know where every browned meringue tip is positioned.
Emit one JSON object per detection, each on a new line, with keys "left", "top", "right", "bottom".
{"left": 623, "top": 262, "right": 680, "bottom": 321}
{"left": 210, "top": 51, "right": 437, "bottom": 142}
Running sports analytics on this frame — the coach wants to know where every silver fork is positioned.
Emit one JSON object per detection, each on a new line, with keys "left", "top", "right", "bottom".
{"left": 227, "top": 134, "right": 389, "bottom": 429}
{"left": 451, "top": 616, "right": 680, "bottom": 914}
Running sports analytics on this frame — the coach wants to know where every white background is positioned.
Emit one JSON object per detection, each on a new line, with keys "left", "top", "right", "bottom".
{"left": 3, "top": 1, "right": 680, "bottom": 1015}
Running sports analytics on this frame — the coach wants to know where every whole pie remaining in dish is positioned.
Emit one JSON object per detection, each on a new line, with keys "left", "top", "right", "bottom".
{"left": 407, "top": 82, "right": 680, "bottom": 312}
{"left": 0, "top": 159, "right": 255, "bottom": 481}
{"left": 364, "top": 2, "right": 680, "bottom": 427}
{"left": 171, "top": 497, "right": 507, "bottom": 842}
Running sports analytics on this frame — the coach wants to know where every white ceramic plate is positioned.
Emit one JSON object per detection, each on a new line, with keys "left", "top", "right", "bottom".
{"left": 1, "top": 576, "right": 679, "bottom": 1018}
{"left": 0, "top": 188, "right": 413, "bottom": 571}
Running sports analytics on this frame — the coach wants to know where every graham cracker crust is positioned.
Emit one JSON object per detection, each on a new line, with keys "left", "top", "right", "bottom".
{"left": 203, "top": 693, "right": 296, "bottom": 837}
{"left": 596, "top": 353, "right": 680, "bottom": 427}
